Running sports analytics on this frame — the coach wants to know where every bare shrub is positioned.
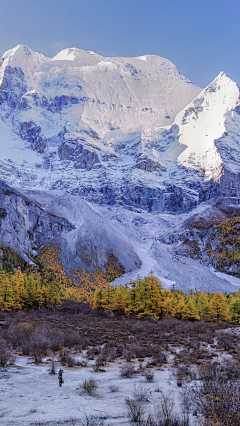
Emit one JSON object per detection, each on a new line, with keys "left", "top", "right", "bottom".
{"left": 191, "top": 361, "right": 240, "bottom": 426}
{"left": 120, "top": 363, "right": 136, "bottom": 378}
{"left": 107, "top": 348, "right": 117, "bottom": 362}
{"left": 48, "top": 330, "right": 64, "bottom": 352}
{"left": 59, "top": 349, "right": 76, "bottom": 367}
{"left": 94, "top": 356, "right": 105, "bottom": 372}
{"left": 144, "top": 370, "right": 154, "bottom": 382}
{"left": 132, "top": 384, "right": 150, "bottom": 402}
{"left": 172, "top": 365, "right": 190, "bottom": 387}
{"left": 180, "top": 385, "right": 192, "bottom": 422}
{"left": 124, "top": 350, "right": 132, "bottom": 362}
{"left": 145, "top": 390, "right": 187, "bottom": 426}
{"left": 0, "top": 338, "right": 13, "bottom": 367}
{"left": 10, "top": 321, "right": 34, "bottom": 350}
{"left": 87, "top": 347, "right": 95, "bottom": 360}
{"left": 29, "top": 332, "right": 49, "bottom": 364}
{"left": 150, "top": 351, "right": 167, "bottom": 366}
{"left": 81, "top": 378, "right": 98, "bottom": 396}
{"left": 63, "top": 331, "right": 82, "bottom": 349}
{"left": 139, "top": 416, "right": 186, "bottom": 425}
{"left": 80, "top": 413, "right": 105, "bottom": 426}
{"left": 217, "top": 332, "right": 236, "bottom": 352}
{"left": 126, "top": 398, "right": 145, "bottom": 424}
{"left": 49, "top": 358, "right": 56, "bottom": 375}
{"left": 109, "top": 384, "right": 119, "bottom": 392}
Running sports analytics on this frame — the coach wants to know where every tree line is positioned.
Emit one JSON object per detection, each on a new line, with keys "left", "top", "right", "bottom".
{"left": 0, "top": 243, "right": 240, "bottom": 322}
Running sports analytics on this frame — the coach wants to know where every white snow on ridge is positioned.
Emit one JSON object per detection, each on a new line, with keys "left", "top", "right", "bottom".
{"left": 175, "top": 72, "right": 239, "bottom": 181}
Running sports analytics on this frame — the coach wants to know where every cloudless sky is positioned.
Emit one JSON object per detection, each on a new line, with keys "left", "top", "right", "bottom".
{"left": 0, "top": 0, "right": 239, "bottom": 87}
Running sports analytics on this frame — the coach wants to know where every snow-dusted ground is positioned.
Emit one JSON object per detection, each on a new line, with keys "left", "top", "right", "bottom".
{"left": 0, "top": 356, "right": 181, "bottom": 426}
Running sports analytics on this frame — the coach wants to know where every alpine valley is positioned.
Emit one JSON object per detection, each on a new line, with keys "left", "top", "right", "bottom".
{"left": 1, "top": 44, "right": 240, "bottom": 292}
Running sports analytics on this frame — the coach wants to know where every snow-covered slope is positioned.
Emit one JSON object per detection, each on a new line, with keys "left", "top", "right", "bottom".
{"left": 0, "top": 44, "right": 204, "bottom": 212}
{"left": 20, "top": 187, "right": 240, "bottom": 293}
{"left": 0, "top": 45, "right": 240, "bottom": 213}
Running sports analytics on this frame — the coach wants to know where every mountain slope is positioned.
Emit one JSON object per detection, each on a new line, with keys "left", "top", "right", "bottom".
{"left": 0, "top": 44, "right": 204, "bottom": 212}
{"left": 1, "top": 45, "right": 240, "bottom": 292}
{"left": 1, "top": 46, "right": 240, "bottom": 214}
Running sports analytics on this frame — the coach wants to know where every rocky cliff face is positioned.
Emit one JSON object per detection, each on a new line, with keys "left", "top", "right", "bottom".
{"left": 0, "top": 182, "right": 141, "bottom": 274}
{"left": 0, "top": 180, "right": 73, "bottom": 260}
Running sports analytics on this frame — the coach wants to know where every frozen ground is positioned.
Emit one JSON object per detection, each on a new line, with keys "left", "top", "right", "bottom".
{"left": 0, "top": 355, "right": 182, "bottom": 426}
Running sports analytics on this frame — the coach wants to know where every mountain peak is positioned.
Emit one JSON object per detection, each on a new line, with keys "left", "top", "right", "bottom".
{"left": 1, "top": 44, "right": 47, "bottom": 74}
{"left": 52, "top": 47, "right": 102, "bottom": 63}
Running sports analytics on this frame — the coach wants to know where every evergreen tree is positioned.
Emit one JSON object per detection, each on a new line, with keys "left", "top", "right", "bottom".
{"left": 172, "top": 295, "right": 186, "bottom": 319}
{"left": 91, "top": 286, "right": 105, "bottom": 310}
{"left": 229, "top": 297, "right": 240, "bottom": 322}
{"left": 111, "top": 286, "right": 127, "bottom": 314}
{"left": 0, "top": 271, "right": 13, "bottom": 310}
{"left": 182, "top": 298, "right": 200, "bottom": 321}
{"left": 196, "top": 292, "right": 211, "bottom": 320}
{"left": 101, "top": 283, "right": 115, "bottom": 312}
{"left": 210, "top": 293, "right": 230, "bottom": 321}
{"left": 14, "top": 268, "right": 28, "bottom": 309}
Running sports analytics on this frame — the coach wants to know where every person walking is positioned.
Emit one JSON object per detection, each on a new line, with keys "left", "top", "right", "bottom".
{"left": 58, "top": 369, "right": 64, "bottom": 387}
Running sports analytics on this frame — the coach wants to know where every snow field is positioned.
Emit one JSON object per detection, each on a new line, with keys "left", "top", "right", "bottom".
{"left": 0, "top": 356, "right": 181, "bottom": 426}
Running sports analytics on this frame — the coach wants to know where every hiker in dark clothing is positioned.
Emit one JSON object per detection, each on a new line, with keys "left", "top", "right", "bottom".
{"left": 58, "top": 369, "right": 64, "bottom": 387}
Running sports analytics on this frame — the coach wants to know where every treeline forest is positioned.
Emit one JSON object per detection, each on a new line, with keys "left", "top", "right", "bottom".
{"left": 0, "top": 242, "right": 240, "bottom": 322}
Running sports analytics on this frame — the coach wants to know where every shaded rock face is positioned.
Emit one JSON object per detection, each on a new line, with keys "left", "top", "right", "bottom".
{"left": 135, "top": 157, "right": 166, "bottom": 173}
{"left": 0, "top": 66, "right": 26, "bottom": 112}
{"left": 73, "top": 179, "right": 220, "bottom": 214}
{"left": 219, "top": 170, "right": 240, "bottom": 198}
{"left": 19, "top": 121, "right": 46, "bottom": 152}
{"left": 74, "top": 214, "right": 141, "bottom": 271}
{"left": 0, "top": 180, "right": 74, "bottom": 258}
{"left": 59, "top": 139, "right": 100, "bottom": 170}
{"left": 0, "top": 184, "right": 142, "bottom": 275}
{"left": 34, "top": 192, "right": 142, "bottom": 273}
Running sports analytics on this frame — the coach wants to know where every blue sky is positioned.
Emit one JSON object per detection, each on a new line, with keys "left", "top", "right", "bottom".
{"left": 0, "top": 0, "right": 239, "bottom": 87}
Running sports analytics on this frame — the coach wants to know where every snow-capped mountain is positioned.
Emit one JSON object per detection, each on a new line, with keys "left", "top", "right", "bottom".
{"left": 1, "top": 45, "right": 240, "bottom": 213}
{"left": 1, "top": 44, "right": 240, "bottom": 292}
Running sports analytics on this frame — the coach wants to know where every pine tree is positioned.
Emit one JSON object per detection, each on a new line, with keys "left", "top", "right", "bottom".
{"left": 14, "top": 268, "right": 28, "bottom": 309}
{"left": 182, "top": 298, "right": 200, "bottom": 321}
{"left": 111, "top": 286, "right": 127, "bottom": 314}
{"left": 147, "top": 275, "right": 165, "bottom": 319}
{"left": 101, "top": 283, "right": 115, "bottom": 312}
{"left": 91, "top": 286, "right": 105, "bottom": 310}
{"left": 229, "top": 297, "right": 240, "bottom": 322}
{"left": 210, "top": 293, "right": 230, "bottom": 321}
{"left": 40, "top": 286, "right": 49, "bottom": 308}
{"left": 196, "top": 292, "right": 211, "bottom": 320}
{"left": 134, "top": 277, "right": 153, "bottom": 318}
{"left": 124, "top": 278, "right": 139, "bottom": 316}
{"left": 0, "top": 271, "right": 13, "bottom": 310}
{"left": 172, "top": 295, "right": 186, "bottom": 319}
{"left": 25, "top": 273, "right": 41, "bottom": 309}
{"left": 162, "top": 291, "right": 174, "bottom": 316}
{"left": 48, "top": 282, "right": 61, "bottom": 308}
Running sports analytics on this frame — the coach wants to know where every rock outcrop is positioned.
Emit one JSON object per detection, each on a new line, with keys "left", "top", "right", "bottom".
{"left": 0, "top": 180, "right": 73, "bottom": 259}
